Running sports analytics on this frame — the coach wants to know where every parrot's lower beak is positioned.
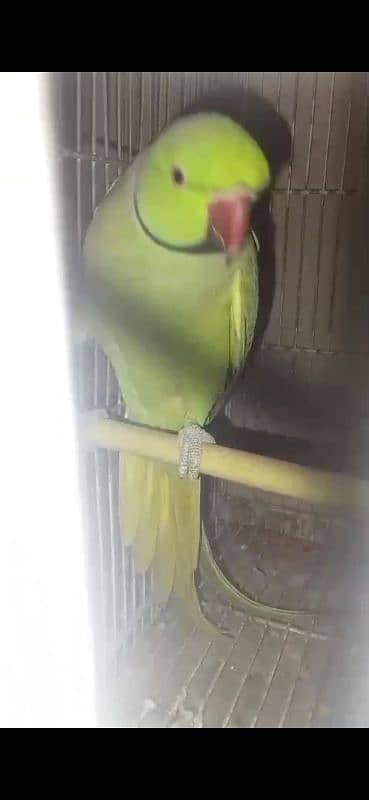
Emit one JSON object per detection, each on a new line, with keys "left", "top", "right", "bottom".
{"left": 209, "top": 189, "right": 254, "bottom": 261}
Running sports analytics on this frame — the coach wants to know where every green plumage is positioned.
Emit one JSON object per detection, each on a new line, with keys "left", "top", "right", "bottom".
{"left": 84, "top": 159, "right": 259, "bottom": 431}
{"left": 83, "top": 113, "right": 301, "bottom": 631}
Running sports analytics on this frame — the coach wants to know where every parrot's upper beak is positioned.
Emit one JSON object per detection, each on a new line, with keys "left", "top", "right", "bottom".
{"left": 209, "top": 189, "right": 254, "bottom": 261}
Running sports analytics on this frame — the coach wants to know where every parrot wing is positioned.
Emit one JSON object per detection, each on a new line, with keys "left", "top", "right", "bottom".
{"left": 200, "top": 236, "right": 315, "bottom": 623}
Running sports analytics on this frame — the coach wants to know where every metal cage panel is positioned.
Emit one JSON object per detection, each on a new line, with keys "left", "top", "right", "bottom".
{"left": 53, "top": 72, "right": 369, "bottom": 687}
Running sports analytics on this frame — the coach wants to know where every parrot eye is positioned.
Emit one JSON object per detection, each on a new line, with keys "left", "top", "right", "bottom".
{"left": 172, "top": 167, "right": 186, "bottom": 186}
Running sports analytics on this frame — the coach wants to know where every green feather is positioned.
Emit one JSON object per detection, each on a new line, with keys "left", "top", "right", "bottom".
{"left": 83, "top": 112, "right": 304, "bottom": 634}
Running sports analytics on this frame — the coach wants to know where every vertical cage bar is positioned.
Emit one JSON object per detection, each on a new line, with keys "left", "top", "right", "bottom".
{"left": 327, "top": 195, "right": 344, "bottom": 348}
{"left": 276, "top": 72, "right": 282, "bottom": 114}
{"left": 138, "top": 72, "right": 145, "bottom": 153}
{"left": 91, "top": 72, "right": 97, "bottom": 210}
{"left": 75, "top": 73, "right": 82, "bottom": 253}
{"left": 117, "top": 72, "right": 122, "bottom": 170}
{"left": 102, "top": 72, "right": 110, "bottom": 194}
{"left": 278, "top": 72, "right": 300, "bottom": 346}
{"left": 107, "top": 449, "right": 118, "bottom": 662}
{"left": 311, "top": 196, "right": 326, "bottom": 349}
{"left": 322, "top": 73, "right": 336, "bottom": 189}
{"left": 293, "top": 195, "right": 308, "bottom": 347}
{"left": 128, "top": 72, "right": 133, "bottom": 162}
{"left": 340, "top": 77, "right": 353, "bottom": 193}
{"left": 305, "top": 72, "right": 318, "bottom": 188}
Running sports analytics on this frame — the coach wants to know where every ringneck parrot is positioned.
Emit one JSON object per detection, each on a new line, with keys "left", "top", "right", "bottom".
{"left": 83, "top": 112, "right": 302, "bottom": 633}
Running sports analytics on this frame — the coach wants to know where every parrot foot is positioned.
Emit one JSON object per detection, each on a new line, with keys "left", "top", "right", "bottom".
{"left": 177, "top": 423, "right": 215, "bottom": 480}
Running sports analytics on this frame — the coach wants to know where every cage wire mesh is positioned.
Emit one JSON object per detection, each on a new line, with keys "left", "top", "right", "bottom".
{"left": 53, "top": 72, "right": 369, "bottom": 693}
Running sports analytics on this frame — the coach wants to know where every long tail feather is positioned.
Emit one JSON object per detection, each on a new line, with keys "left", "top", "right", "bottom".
{"left": 200, "top": 524, "right": 314, "bottom": 622}
{"left": 119, "top": 454, "right": 220, "bottom": 635}
{"left": 119, "top": 455, "right": 313, "bottom": 633}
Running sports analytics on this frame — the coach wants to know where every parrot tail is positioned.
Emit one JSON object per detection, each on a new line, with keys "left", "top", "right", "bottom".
{"left": 199, "top": 527, "right": 314, "bottom": 623}
{"left": 119, "top": 452, "right": 220, "bottom": 635}
{"left": 119, "top": 453, "right": 314, "bottom": 635}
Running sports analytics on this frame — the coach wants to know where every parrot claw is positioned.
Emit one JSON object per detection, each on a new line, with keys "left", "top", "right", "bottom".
{"left": 177, "top": 423, "right": 215, "bottom": 480}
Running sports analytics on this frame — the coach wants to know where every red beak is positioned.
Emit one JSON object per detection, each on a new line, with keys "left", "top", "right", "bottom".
{"left": 209, "top": 191, "right": 252, "bottom": 258}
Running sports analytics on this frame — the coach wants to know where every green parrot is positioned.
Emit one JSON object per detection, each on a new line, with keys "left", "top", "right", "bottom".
{"left": 83, "top": 112, "right": 303, "bottom": 632}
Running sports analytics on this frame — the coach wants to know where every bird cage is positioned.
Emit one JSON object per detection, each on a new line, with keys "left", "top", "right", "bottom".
{"left": 52, "top": 73, "right": 369, "bottom": 727}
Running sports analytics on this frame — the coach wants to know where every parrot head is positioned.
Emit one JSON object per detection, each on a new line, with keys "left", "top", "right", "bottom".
{"left": 135, "top": 112, "right": 271, "bottom": 259}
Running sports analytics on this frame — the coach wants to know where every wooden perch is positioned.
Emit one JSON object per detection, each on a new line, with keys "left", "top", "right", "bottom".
{"left": 79, "top": 413, "right": 369, "bottom": 513}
